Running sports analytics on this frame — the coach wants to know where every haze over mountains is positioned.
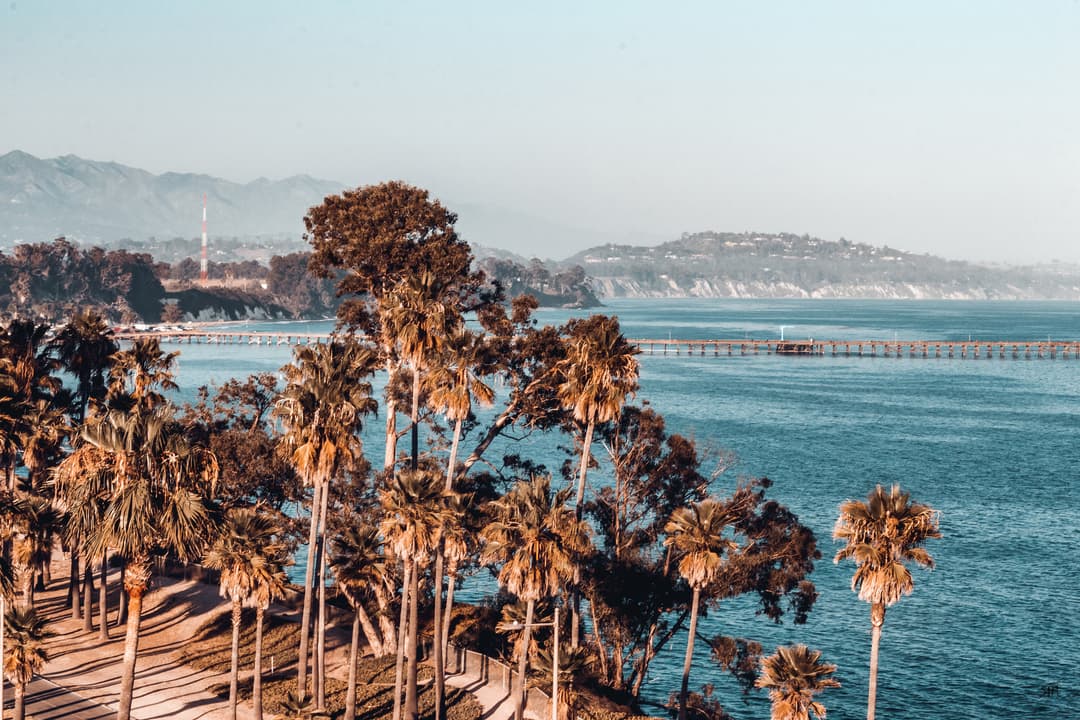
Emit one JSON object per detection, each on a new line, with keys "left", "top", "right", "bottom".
{"left": 0, "top": 150, "right": 655, "bottom": 258}
{"left": 2, "top": 150, "right": 1078, "bottom": 300}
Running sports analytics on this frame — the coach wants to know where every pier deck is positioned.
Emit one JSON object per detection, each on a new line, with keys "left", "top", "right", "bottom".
{"left": 114, "top": 331, "right": 1080, "bottom": 360}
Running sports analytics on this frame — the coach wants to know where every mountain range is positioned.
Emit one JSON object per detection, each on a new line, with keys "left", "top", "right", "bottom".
{"left": 0, "top": 150, "right": 344, "bottom": 244}
{"left": 3, "top": 150, "right": 1079, "bottom": 300}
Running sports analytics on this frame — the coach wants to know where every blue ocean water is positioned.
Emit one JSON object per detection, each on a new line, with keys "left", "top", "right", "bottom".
{"left": 169, "top": 299, "right": 1079, "bottom": 720}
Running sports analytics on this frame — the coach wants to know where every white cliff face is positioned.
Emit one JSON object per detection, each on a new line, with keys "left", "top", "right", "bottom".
{"left": 590, "top": 276, "right": 1080, "bottom": 301}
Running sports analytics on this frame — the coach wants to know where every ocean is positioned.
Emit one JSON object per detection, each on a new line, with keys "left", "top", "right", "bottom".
{"left": 169, "top": 298, "right": 1080, "bottom": 720}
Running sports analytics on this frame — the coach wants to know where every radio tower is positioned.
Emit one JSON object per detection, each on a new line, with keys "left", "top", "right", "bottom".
{"left": 200, "top": 193, "right": 209, "bottom": 283}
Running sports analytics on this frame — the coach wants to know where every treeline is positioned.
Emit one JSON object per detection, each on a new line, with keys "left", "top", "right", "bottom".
{"left": 0, "top": 238, "right": 593, "bottom": 324}
{"left": 478, "top": 256, "right": 600, "bottom": 308}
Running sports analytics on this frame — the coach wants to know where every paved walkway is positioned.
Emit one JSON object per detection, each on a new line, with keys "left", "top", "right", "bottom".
{"left": 21, "top": 677, "right": 115, "bottom": 720}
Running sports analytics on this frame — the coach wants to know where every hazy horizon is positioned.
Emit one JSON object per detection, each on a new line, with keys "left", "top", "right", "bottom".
{"left": 2, "top": 2, "right": 1077, "bottom": 263}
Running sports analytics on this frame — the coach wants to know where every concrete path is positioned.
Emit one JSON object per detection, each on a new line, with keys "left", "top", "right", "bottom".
{"left": 21, "top": 676, "right": 115, "bottom": 720}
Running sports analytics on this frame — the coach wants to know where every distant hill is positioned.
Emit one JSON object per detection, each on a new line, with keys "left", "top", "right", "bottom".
{"left": 0, "top": 150, "right": 344, "bottom": 247}
{"left": 561, "top": 231, "right": 1080, "bottom": 300}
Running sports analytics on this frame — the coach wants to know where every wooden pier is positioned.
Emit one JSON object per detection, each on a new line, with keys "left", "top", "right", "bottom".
{"left": 627, "top": 339, "right": 1080, "bottom": 360}
{"left": 113, "top": 331, "right": 334, "bottom": 346}
{"left": 114, "top": 331, "right": 1080, "bottom": 360}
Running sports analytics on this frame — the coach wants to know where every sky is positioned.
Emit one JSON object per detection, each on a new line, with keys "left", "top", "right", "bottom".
{"left": 2, "top": 1, "right": 1078, "bottom": 263}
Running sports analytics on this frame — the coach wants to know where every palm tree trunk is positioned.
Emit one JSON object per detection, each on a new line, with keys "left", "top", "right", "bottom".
{"left": 296, "top": 478, "right": 323, "bottom": 696}
{"left": 345, "top": 607, "right": 361, "bottom": 720}
{"left": 514, "top": 599, "right": 535, "bottom": 720}
{"left": 116, "top": 560, "right": 127, "bottom": 626}
{"left": 441, "top": 573, "right": 457, "bottom": 659}
{"left": 118, "top": 580, "right": 147, "bottom": 720}
{"left": 356, "top": 602, "right": 383, "bottom": 657}
{"left": 392, "top": 560, "right": 412, "bottom": 720}
{"left": 384, "top": 394, "right": 398, "bottom": 470}
{"left": 229, "top": 599, "right": 242, "bottom": 720}
{"left": 445, "top": 418, "right": 463, "bottom": 490}
{"left": 254, "top": 606, "right": 266, "bottom": 720}
{"left": 677, "top": 588, "right": 701, "bottom": 720}
{"left": 410, "top": 369, "right": 421, "bottom": 471}
{"left": 314, "top": 477, "right": 332, "bottom": 712}
{"left": 82, "top": 563, "right": 94, "bottom": 632}
{"left": 570, "top": 420, "right": 595, "bottom": 649}
{"left": 14, "top": 680, "right": 25, "bottom": 720}
{"left": 98, "top": 557, "right": 109, "bottom": 641}
{"left": 868, "top": 603, "right": 885, "bottom": 720}
{"left": 404, "top": 558, "right": 420, "bottom": 720}
{"left": 1, "top": 595, "right": 5, "bottom": 720}
{"left": 433, "top": 549, "right": 446, "bottom": 720}
{"left": 70, "top": 547, "right": 80, "bottom": 619}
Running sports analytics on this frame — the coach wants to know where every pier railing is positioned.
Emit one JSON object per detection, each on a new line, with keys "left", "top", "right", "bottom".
{"left": 115, "top": 331, "right": 1080, "bottom": 360}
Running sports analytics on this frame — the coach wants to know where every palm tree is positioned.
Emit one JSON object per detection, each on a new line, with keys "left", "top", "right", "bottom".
{"left": 755, "top": 645, "right": 840, "bottom": 720}
{"left": 834, "top": 484, "right": 940, "bottom": 720}
{"left": 426, "top": 329, "right": 494, "bottom": 720}
{"left": 248, "top": 526, "right": 290, "bottom": 720}
{"left": 481, "top": 476, "right": 588, "bottom": 720}
{"left": 0, "top": 516, "right": 15, "bottom": 720}
{"left": 549, "top": 315, "right": 638, "bottom": 646}
{"left": 76, "top": 406, "right": 218, "bottom": 720}
{"left": 106, "top": 337, "right": 179, "bottom": 410}
{"left": 379, "top": 272, "right": 461, "bottom": 472}
{"left": 2, "top": 605, "right": 54, "bottom": 720}
{"left": 664, "top": 498, "right": 739, "bottom": 720}
{"left": 274, "top": 339, "right": 378, "bottom": 704}
{"left": 204, "top": 507, "right": 287, "bottom": 720}
{"left": 331, "top": 524, "right": 390, "bottom": 720}
{"left": 50, "top": 309, "right": 118, "bottom": 423}
{"left": 380, "top": 468, "right": 450, "bottom": 720}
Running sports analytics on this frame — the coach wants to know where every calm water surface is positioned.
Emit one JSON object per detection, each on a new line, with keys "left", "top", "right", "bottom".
{"left": 170, "top": 299, "right": 1079, "bottom": 720}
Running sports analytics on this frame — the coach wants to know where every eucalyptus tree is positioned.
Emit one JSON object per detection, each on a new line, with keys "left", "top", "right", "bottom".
{"left": 480, "top": 476, "right": 589, "bottom": 720}
{"left": 2, "top": 605, "right": 53, "bottom": 720}
{"left": 664, "top": 498, "right": 739, "bottom": 720}
{"left": 274, "top": 339, "right": 378, "bottom": 702}
{"left": 330, "top": 523, "right": 390, "bottom": 720}
{"left": 76, "top": 407, "right": 219, "bottom": 720}
{"left": 547, "top": 314, "right": 638, "bottom": 647}
{"left": 304, "top": 181, "right": 495, "bottom": 471}
{"left": 834, "top": 485, "right": 940, "bottom": 720}
{"left": 380, "top": 468, "right": 450, "bottom": 720}
{"left": 755, "top": 644, "right": 840, "bottom": 720}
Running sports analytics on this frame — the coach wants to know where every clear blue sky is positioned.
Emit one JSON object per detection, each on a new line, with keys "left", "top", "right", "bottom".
{"left": 2, "top": 1, "right": 1077, "bottom": 262}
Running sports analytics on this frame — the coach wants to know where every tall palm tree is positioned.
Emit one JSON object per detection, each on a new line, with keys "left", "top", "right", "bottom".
{"left": 664, "top": 498, "right": 738, "bottom": 720}
{"left": 50, "top": 309, "right": 118, "bottom": 423}
{"left": 51, "top": 312, "right": 117, "bottom": 621}
{"left": 426, "top": 329, "right": 494, "bottom": 720}
{"left": 274, "top": 339, "right": 378, "bottom": 703}
{"left": 2, "top": 605, "right": 53, "bottom": 720}
{"left": 834, "top": 484, "right": 940, "bottom": 720}
{"left": 204, "top": 507, "right": 287, "bottom": 720}
{"left": 755, "top": 644, "right": 840, "bottom": 720}
{"left": 0, "top": 508, "right": 15, "bottom": 720}
{"left": 379, "top": 272, "right": 461, "bottom": 472}
{"left": 248, "top": 525, "right": 290, "bottom": 720}
{"left": 481, "top": 476, "right": 588, "bottom": 720}
{"left": 75, "top": 406, "right": 218, "bottom": 720}
{"left": 380, "top": 468, "right": 450, "bottom": 720}
{"left": 549, "top": 315, "right": 638, "bottom": 646}
{"left": 331, "top": 524, "right": 390, "bottom": 720}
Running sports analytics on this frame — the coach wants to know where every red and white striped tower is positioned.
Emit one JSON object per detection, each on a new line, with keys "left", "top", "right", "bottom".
{"left": 200, "top": 193, "right": 208, "bottom": 283}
